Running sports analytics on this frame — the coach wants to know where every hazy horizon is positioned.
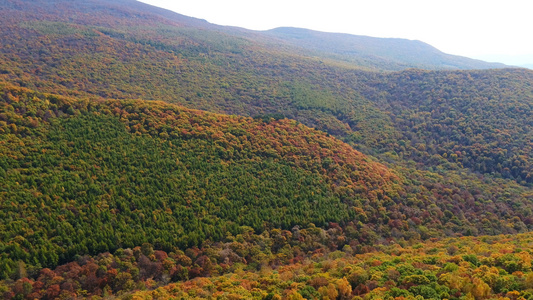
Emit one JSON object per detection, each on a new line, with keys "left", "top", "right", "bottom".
{"left": 139, "top": 0, "right": 533, "bottom": 67}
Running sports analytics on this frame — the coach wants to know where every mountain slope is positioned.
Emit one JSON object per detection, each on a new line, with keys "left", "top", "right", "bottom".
{"left": 0, "top": 84, "right": 402, "bottom": 278}
{"left": 4, "top": 229, "right": 533, "bottom": 299}
{"left": 1, "top": 0, "right": 533, "bottom": 297}
{"left": 0, "top": 0, "right": 530, "bottom": 215}
{"left": 357, "top": 68, "right": 533, "bottom": 183}
{"left": 0, "top": 0, "right": 531, "bottom": 230}
{"left": 3, "top": 0, "right": 530, "bottom": 184}
{"left": 2, "top": 83, "right": 533, "bottom": 281}
{"left": 266, "top": 27, "right": 507, "bottom": 70}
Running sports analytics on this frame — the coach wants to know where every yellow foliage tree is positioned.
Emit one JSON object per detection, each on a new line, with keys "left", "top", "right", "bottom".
{"left": 336, "top": 277, "right": 352, "bottom": 300}
{"left": 318, "top": 283, "right": 339, "bottom": 300}
{"left": 470, "top": 277, "right": 491, "bottom": 300}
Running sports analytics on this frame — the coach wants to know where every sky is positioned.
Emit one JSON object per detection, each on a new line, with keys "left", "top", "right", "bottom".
{"left": 139, "top": 0, "right": 533, "bottom": 67}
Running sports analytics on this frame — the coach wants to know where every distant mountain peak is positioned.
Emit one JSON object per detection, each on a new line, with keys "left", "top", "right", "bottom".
{"left": 265, "top": 26, "right": 508, "bottom": 71}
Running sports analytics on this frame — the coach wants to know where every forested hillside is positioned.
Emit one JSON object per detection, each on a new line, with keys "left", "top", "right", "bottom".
{"left": 1, "top": 0, "right": 531, "bottom": 186}
{"left": 4, "top": 224, "right": 533, "bottom": 299}
{"left": 1, "top": 83, "right": 532, "bottom": 288}
{"left": 1, "top": 0, "right": 533, "bottom": 299}
{"left": 356, "top": 68, "right": 533, "bottom": 184}
{"left": 0, "top": 84, "right": 399, "bottom": 276}
{"left": 0, "top": 85, "right": 533, "bottom": 297}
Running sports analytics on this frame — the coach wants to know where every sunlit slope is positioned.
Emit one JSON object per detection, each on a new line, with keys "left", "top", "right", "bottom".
{"left": 4, "top": 226, "right": 533, "bottom": 299}
{"left": 130, "top": 232, "right": 533, "bottom": 300}
{"left": 0, "top": 84, "right": 401, "bottom": 276}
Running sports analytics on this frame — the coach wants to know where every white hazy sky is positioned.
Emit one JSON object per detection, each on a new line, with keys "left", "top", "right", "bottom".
{"left": 139, "top": 0, "right": 533, "bottom": 66}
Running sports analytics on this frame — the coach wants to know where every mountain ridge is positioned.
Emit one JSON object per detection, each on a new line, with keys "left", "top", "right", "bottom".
{"left": 264, "top": 26, "right": 508, "bottom": 70}
{"left": 0, "top": 0, "right": 509, "bottom": 72}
